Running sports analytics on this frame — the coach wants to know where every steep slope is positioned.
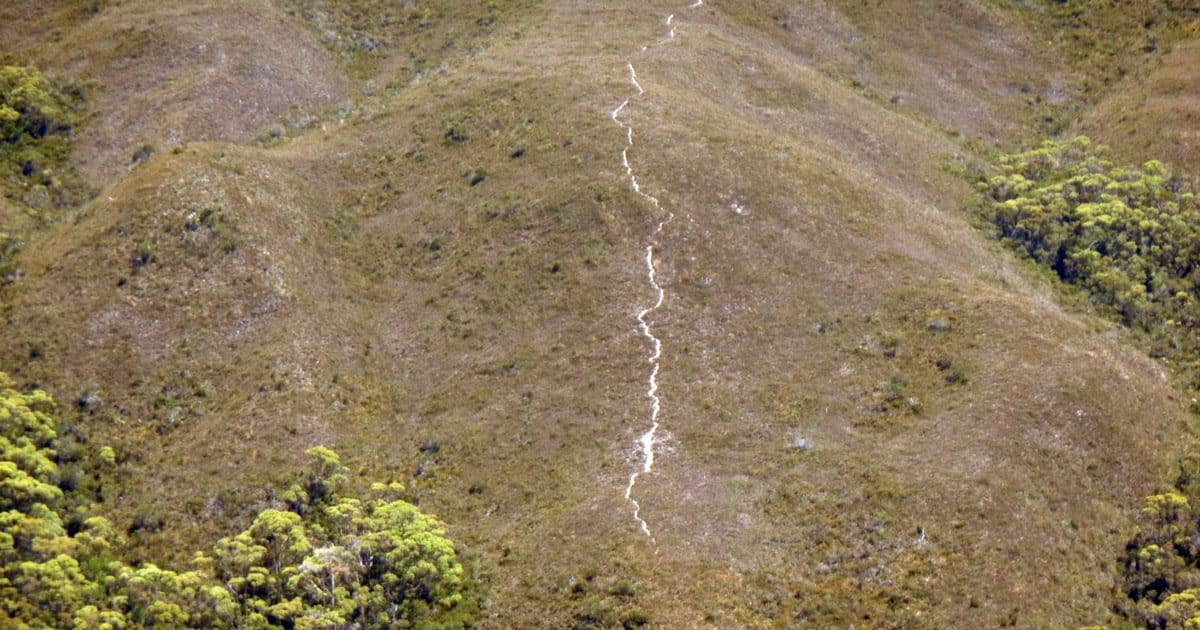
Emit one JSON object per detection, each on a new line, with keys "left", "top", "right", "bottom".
{"left": 0, "top": 1, "right": 1194, "bottom": 627}
{"left": 0, "top": 1, "right": 95, "bottom": 56}
{"left": 31, "top": 0, "right": 352, "bottom": 185}
{"left": 1077, "top": 23, "right": 1200, "bottom": 172}
{"left": 1013, "top": 0, "right": 1200, "bottom": 172}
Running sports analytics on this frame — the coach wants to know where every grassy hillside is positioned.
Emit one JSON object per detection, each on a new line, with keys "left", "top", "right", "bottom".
{"left": 1077, "top": 24, "right": 1200, "bottom": 172}
{"left": 0, "top": 0, "right": 1197, "bottom": 627}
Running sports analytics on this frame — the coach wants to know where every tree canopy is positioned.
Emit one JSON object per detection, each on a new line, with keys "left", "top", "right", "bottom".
{"left": 0, "top": 66, "right": 65, "bottom": 143}
{"left": 0, "top": 372, "right": 472, "bottom": 628}
{"left": 978, "top": 136, "right": 1200, "bottom": 391}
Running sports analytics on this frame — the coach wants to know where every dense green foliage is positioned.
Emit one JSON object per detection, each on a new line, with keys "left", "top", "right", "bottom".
{"left": 0, "top": 65, "right": 89, "bottom": 276}
{"left": 978, "top": 136, "right": 1200, "bottom": 389}
{"left": 981, "top": 139, "right": 1200, "bottom": 627}
{"left": 0, "top": 372, "right": 471, "bottom": 628}
{"left": 1116, "top": 454, "right": 1200, "bottom": 627}
{"left": 0, "top": 65, "right": 83, "bottom": 198}
{"left": 0, "top": 66, "right": 66, "bottom": 142}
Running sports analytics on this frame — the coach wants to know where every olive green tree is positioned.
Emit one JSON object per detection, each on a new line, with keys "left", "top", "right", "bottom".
{"left": 978, "top": 137, "right": 1200, "bottom": 389}
{"left": 0, "top": 372, "right": 473, "bottom": 628}
{"left": 0, "top": 66, "right": 64, "bottom": 143}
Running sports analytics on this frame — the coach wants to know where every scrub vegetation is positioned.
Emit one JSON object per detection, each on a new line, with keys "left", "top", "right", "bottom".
{"left": 0, "top": 64, "right": 88, "bottom": 277}
{"left": 0, "top": 373, "right": 471, "bottom": 628}
{"left": 978, "top": 136, "right": 1200, "bottom": 392}
{"left": 977, "top": 135, "right": 1200, "bottom": 628}
{"left": 1, "top": 0, "right": 1199, "bottom": 627}
{"left": 1118, "top": 455, "right": 1200, "bottom": 628}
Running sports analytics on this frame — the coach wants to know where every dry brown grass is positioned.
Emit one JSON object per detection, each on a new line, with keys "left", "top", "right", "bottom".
{"left": 1076, "top": 24, "right": 1200, "bottom": 172}
{"left": 0, "top": 0, "right": 1196, "bottom": 627}
{"left": 31, "top": 0, "right": 353, "bottom": 185}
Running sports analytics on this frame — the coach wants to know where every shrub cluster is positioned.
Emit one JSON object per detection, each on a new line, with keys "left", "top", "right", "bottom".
{"left": 981, "top": 140, "right": 1200, "bottom": 627}
{"left": 1116, "top": 454, "right": 1200, "bottom": 627}
{"left": 0, "top": 66, "right": 68, "bottom": 142}
{"left": 978, "top": 136, "right": 1200, "bottom": 387}
{"left": 0, "top": 65, "right": 84, "bottom": 197}
{"left": 0, "top": 372, "right": 471, "bottom": 628}
{"left": 0, "top": 65, "right": 89, "bottom": 276}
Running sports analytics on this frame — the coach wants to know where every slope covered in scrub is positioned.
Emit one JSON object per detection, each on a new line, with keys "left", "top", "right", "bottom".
{"left": 0, "top": 0, "right": 1198, "bottom": 626}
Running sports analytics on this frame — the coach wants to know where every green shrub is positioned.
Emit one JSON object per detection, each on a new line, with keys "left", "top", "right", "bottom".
{"left": 0, "top": 66, "right": 66, "bottom": 142}
{"left": 977, "top": 136, "right": 1200, "bottom": 389}
{"left": 610, "top": 579, "right": 637, "bottom": 598}
{"left": 0, "top": 64, "right": 88, "bottom": 263}
{"left": 874, "top": 375, "right": 920, "bottom": 414}
{"left": 620, "top": 608, "right": 650, "bottom": 628}
{"left": 0, "top": 372, "right": 474, "bottom": 628}
{"left": 1115, "top": 459, "right": 1200, "bottom": 627}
